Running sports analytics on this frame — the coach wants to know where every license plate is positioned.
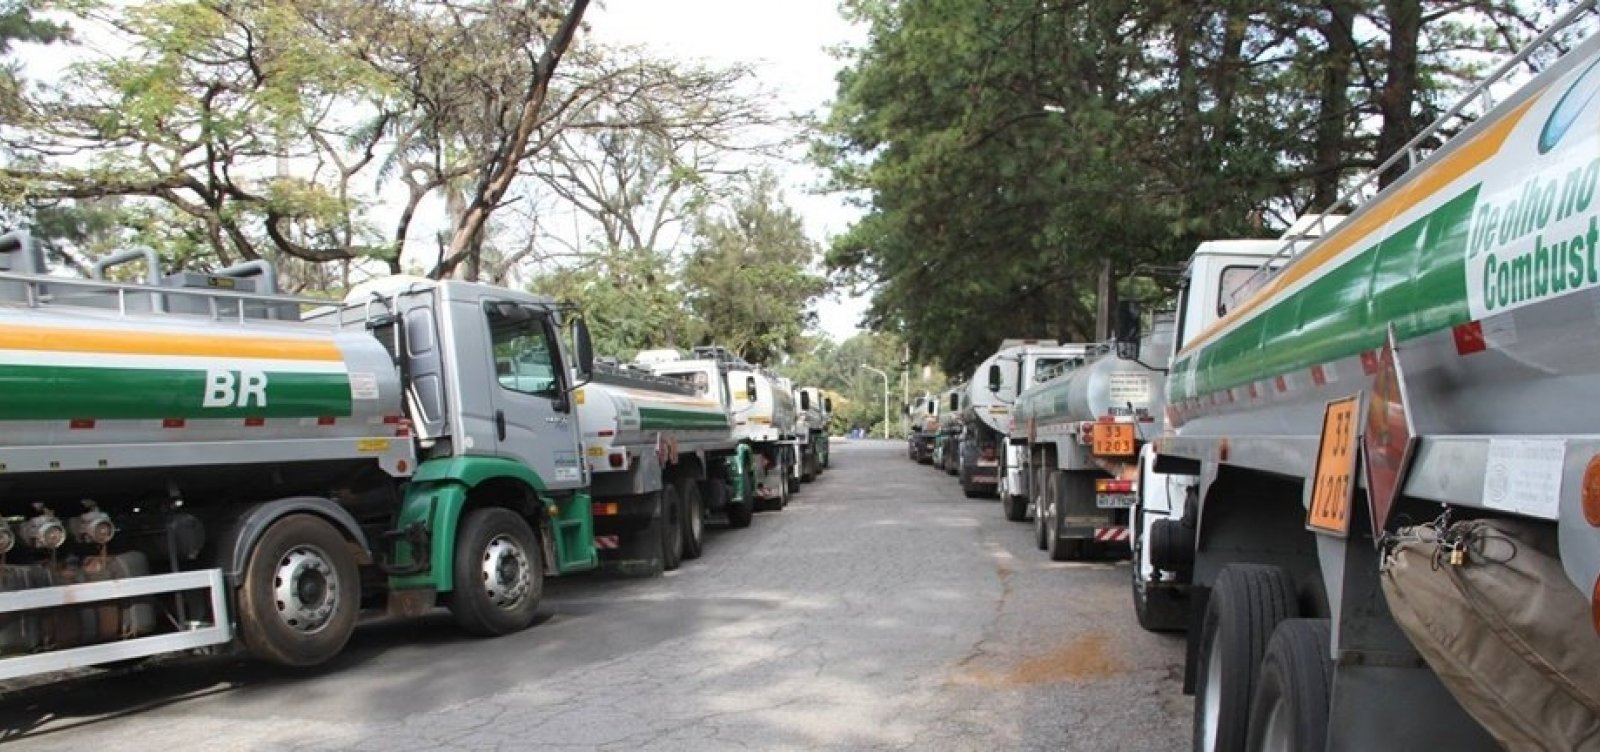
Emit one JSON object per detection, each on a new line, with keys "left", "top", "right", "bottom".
{"left": 1096, "top": 493, "right": 1136, "bottom": 509}
{"left": 1092, "top": 423, "right": 1136, "bottom": 456}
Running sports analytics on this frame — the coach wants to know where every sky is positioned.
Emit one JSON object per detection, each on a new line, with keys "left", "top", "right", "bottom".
{"left": 589, "top": 0, "right": 871, "bottom": 341}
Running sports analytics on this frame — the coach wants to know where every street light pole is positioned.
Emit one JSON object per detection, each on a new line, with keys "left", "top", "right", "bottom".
{"left": 860, "top": 364, "right": 890, "bottom": 439}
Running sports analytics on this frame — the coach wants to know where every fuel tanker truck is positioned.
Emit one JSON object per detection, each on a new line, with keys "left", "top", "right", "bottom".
{"left": 907, "top": 393, "right": 939, "bottom": 463}
{"left": 575, "top": 360, "right": 749, "bottom": 573}
{"left": 1011, "top": 319, "right": 1171, "bottom": 561}
{"left": 646, "top": 347, "right": 797, "bottom": 511}
{"left": 1128, "top": 10, "right": 1600, "bottom": 750}
{"left": 0, "top": 240, "right": 601, "bottom": 681}
{"left": 960, "top": 340, "right": 1086, "bottom": 499}
{"left": 933, "top": 385, "right": 964, "bottom": 475}
{"left": 793, "top": 385, "right": 832, "bottom": 479}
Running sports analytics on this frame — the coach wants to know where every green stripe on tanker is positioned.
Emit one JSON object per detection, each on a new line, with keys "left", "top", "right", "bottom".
{"left": 1175, "top": 51, "right": 1600, "bottom": 402}
{"left": 1172, "top": 189, "right": 1478, "bottom": 400}
{"left": 0, "top": 365, "right": 354, "bottom": 420}
{"left": 638, "top": 406, "right": 731, "bottom": 431}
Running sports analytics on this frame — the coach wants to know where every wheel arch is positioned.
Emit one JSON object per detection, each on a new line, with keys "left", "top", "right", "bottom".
{"left": 1193, "top": 464, "right": 1326, "bottom": 616}
{"left": 390, "top": 457, "right": 552, "bottom": 593}
{"left": 219, "top": 496, "right": 371, "bottom": 587}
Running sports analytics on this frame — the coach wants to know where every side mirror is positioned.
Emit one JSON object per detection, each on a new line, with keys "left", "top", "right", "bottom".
{"left": 573, "top": 317, "right": 595, "bottom": 381}
{"left": 824, "top": 397, "right": 833, "bottom": 413}
{"left": 948, "top": 393, "right": 958, "bottom": 411}
{"left": 986, "top": 364, "right": 1001, "bottom": 392}
{"left": 800, "top": 391, "right": 811, "bottom": 410}
{"left": 1114, "top": 301, "right": 1142, "bottom": 360}
{"left": 745, "top": 376, "right": 757, "bottom": 402}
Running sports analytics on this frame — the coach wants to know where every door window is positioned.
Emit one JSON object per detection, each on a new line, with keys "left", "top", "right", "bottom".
{"left": 486, "top": 304, "right": 559, "bottom": 397}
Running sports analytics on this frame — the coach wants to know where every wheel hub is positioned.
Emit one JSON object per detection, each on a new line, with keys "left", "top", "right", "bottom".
{"left": 479, "top": 534, "right": 531, "bottom": 609}
{"left": 273, "top": 546, "right": 340, "bottom": 633}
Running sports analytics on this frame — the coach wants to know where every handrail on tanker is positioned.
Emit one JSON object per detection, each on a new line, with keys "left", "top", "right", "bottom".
{"left": 1225, "top": 1, "right": 1600, "bottom": 309}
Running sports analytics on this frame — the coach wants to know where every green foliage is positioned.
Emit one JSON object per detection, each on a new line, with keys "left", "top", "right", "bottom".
{"left": 527, "top": 247, "right": 702, "bottom": 360}
{"left": 683, "top": 172, "right": 828, "bottom": 365}
{"left": 782, "top": 331, "right": 946, "bottom": 437}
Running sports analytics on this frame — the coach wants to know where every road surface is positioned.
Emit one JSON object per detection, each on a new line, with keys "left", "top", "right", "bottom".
{"left": 0, "top": 439, "right": 1190, "bottom": 751}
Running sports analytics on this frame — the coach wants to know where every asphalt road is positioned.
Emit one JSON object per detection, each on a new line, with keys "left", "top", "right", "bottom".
{"left": 0, "top": 440, "right": 1191, "bottom": 751}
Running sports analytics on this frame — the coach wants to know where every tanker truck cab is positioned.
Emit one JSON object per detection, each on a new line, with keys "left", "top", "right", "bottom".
{"left": 344, "top": 277, "right": 600, "bottom": 622}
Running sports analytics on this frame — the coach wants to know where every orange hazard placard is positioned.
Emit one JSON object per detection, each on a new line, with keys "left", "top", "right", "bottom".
{"left": 1092, "top": 423, "right": 1136, "bottom": 457}
{"left": 1307, "top": 395, "right": 1361, "bottom": 537}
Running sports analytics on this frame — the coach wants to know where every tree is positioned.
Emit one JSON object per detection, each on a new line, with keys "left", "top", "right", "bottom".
{"left": 683, "top": 172, "right": 827, "bottom": 364}
{"left": 527, "top": 245, "right": 701, "bottom": 359}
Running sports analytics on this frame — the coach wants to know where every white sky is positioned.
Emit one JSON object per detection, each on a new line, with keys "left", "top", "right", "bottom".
{"left": 589, "top": 0, "right": 870, "bottom": 341}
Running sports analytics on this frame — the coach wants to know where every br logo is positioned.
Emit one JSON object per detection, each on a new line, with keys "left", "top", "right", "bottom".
{"left": 204, "top": 369, "right": 269, "bottom": 408}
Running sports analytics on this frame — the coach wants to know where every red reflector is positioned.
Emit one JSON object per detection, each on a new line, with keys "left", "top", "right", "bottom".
{"left": 598, "top": 429, "right": 615, "bottom": 437}
{"left": 317, "top": 416, "right": 336, "bottom": 426}
{"left": 69, "top": 419, "right": 94, "bottom": 430}
{"left": 609, "top": 453, "right": 625, "bottom": 468}
{"left": 1310, "top": 365, "right": 1328, "bottom": 387}
{"left": 382, "top": 415, "right": 403, "bottom": 424}
{"left": 162, "top": 418, "right": 185, "bottom": 429}
{"left": 244, "top": 417, "right": 265, "bottom": 427}
{"left": 396, "top": 459, "right": 409, "bottom": 473}
{"left": 1096, "top": 479, "right": 1134, "bottom": 494}
{"left": 1453, "top": 321, "right": 1487, "bottom": 355}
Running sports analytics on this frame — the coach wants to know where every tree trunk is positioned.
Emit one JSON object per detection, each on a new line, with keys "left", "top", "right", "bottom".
{"left": 1377, "top": 0, "right": 1422, "bottom": 188}
{"left": 434, "top": 0, "right": 590, "bottom": 280}
{"left": 1312, "top": 0, "right": 1357, "bottom": 209}
{"left": 1094, "top": 257, "right": 1115, "bottom": 341}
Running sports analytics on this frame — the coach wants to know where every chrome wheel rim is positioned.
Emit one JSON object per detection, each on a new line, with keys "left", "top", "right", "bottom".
{"left": 479, "top": 534, "right": 532, "bottom": 610}
{"left": 273, "top": 545, "right": 340, "bottom": 633}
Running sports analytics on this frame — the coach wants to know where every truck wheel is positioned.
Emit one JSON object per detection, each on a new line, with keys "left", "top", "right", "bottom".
{"left": 1246, "top": 619, "right": 1332, "bottom": 752}
{"left": 726, "top": 498, "right": 754, "bottom": 529}
{"left": 1033, "top": 466, "right": 1050, "bottom": 550}
{"left": 678, "top": 478, "right": 705, "bottom": 561}
{"left": 237, "top": 514, "right": 360, "bottom": 667}
{"left": 449, "top": 507, "right": 542, "bottom": 637}
{"left": 1002, "top": 491, "right": 1027, "bottom": 522}
{"left": 1194, "top": 564, "right": 1299, "bottom": 752}
{"left": 659, "top": 484, "right": 684, "bottom": 571}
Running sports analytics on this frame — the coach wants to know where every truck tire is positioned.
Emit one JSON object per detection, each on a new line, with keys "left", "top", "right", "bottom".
{"left": 678, "top": 477, "right": 705, "bottom": 561}
{"left": 659, "top": 484, "right": 684, "bottom": 571}
{"left": 237, "top": 513, "right": 360, "bottom": 667}
{"left": 1245, "top": 619, "right": 1332, "bottom": 752}
{"left": 448, "top": 507, "right": 543, "bottom": 637}
{"left": 1193, "top": 564, "right": 1299, "bottom": 752}
{"left": 1002, "top": 489, "right": 1028, "bottom": 522}
{"left": 726, "top": 497, "right": 754, "bottom": 529}
{"left": 1033, "top": 466, "right": 1050, "bottom": 550}
{"left": 1132, "top": 544, "right": 1188, "bottom": 634}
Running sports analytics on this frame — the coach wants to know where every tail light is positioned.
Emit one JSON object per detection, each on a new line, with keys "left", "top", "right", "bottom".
{"left": 1096, "top": 479, "right": 1134, "bottom": 494}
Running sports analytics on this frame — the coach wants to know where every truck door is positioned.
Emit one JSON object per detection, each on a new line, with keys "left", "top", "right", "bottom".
{"left": 481, "top": 301, "right": 586, "bottom": 490}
